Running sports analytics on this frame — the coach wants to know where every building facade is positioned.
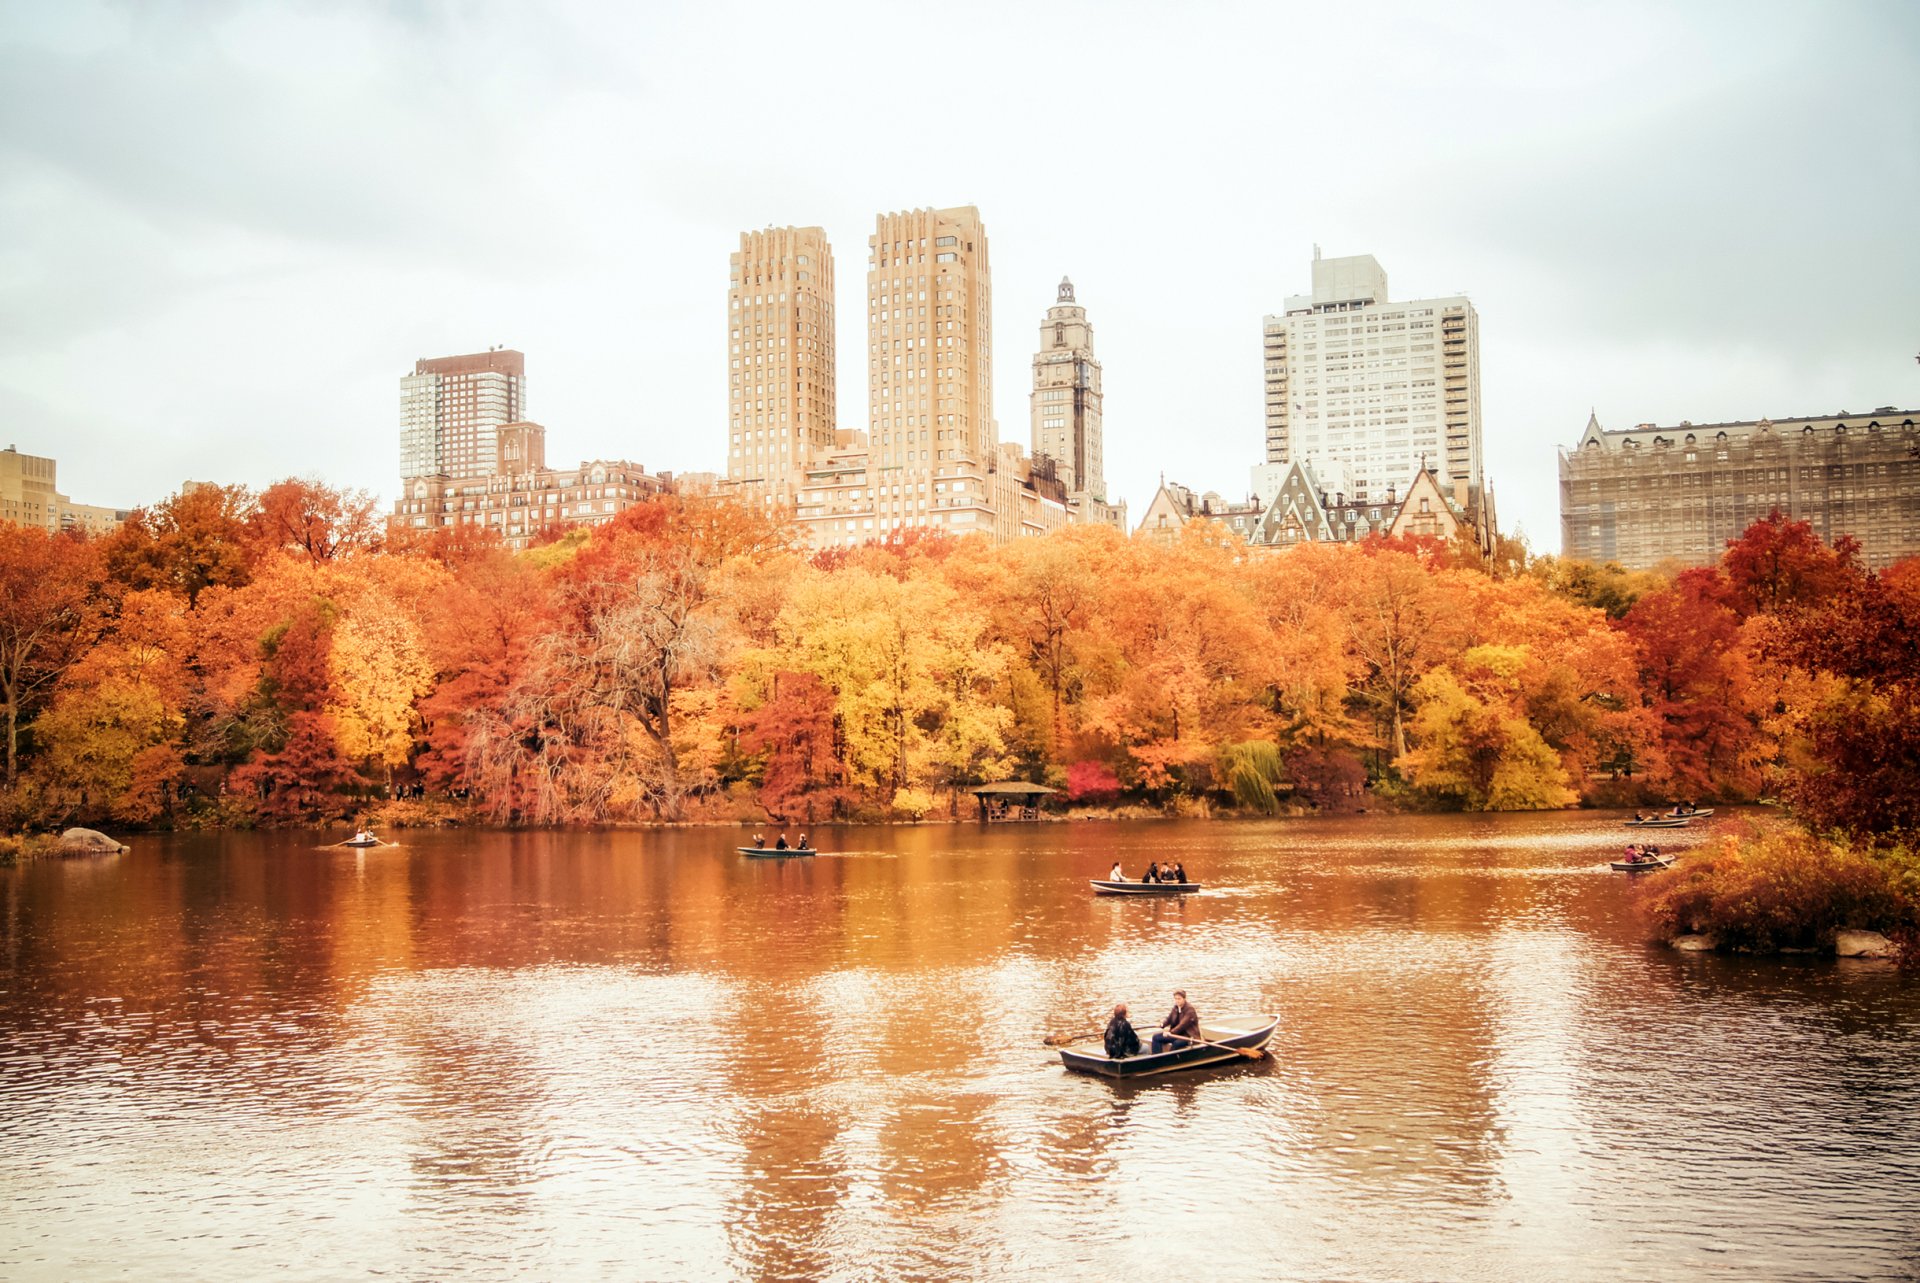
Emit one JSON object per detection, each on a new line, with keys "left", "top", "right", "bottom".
{"left": 399, "top": 349, "right": 527, "bottom": 482}
{"left": 1030, "top": 276, "right": 1103, "bottom": 493}
{"left": 1262, "top": 251, "right": 1482, "bottom": 503}
{"left": 389, "top": 420, "right": 669, "bottom": 550}
{"left": 726, "top": 226, "right": 837, "bottom": 506}
{"left": 729, "top": 207, "right": 1112, "bottom": 548}
{"left": 1, "top": 444, "right": 130, "bottom": 534}
{"left": 1560, "top": 408, "right": 1920, "bottom": 569}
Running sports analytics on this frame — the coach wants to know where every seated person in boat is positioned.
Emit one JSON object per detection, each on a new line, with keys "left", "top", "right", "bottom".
{"left": 1151, "top": 990, "right": 1201, "bottom": 1054}
{"left": 1109, "top": 862, "right": 1124, "bottom": 881}
{"left": 1105, "top": 1003, "right": 1141, "bottom": 1059}
{"left": 1139, "top": 862, "right": 1159, "bottom": 883}
{"left": 796, "top": 833, "right": 810, "bottom": 850}
{"left": 752, "top": 832, "right": 765, "bottom": 849}
{"left": 1173, "top": 862, "right": 1189, "bottom": 884}
{"left": 775, "top": 832, "right": 789, "bottom": 850}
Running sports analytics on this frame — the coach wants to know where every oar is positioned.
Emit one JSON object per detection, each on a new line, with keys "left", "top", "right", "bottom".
{"left": 1165, "top": 1030, "right": 1266, "bottom": 1061}
{"left": 1043, "top": 1027, "right": 1266, "bottom": 1060}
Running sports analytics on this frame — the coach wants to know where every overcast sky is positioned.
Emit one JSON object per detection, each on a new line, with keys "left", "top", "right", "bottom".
{"left": 3, "top": 0, "right": 1915, "bottom": 550}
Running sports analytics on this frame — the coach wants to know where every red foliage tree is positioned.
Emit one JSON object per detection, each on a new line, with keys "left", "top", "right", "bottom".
{"left": 227, "top": 602, "right": 358, "bottom": 820}
{"left": 0, "top": 526, "right": 102, "bottom": 785}
{"left": 1719, "top": 510, "right": 1862, "bottom": 619}
{"left": 1767, "top": 571, "right": 1920, "bottom": 835}
{"left": 739, "top": 671, "right": 853, "bottom": 823}
{"left": 1066, "top": 759, "right": 1122, "bottom": 803}
{"left": 250, "top": 478, "right": 382, "bottom": 564}
{"left": 1622, "top": 568, "right": 1760, "bottom": 797}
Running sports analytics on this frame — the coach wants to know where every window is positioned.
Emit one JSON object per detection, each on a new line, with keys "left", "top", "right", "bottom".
{"left": 935, "top": 236, "right": 956, "bottom": 247}
{"left": 936, "top": 252, "right": 956, "bottom": 263}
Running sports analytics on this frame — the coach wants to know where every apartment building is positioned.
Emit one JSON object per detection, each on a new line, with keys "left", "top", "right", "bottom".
{"left": 1561, "top": 408, "right": 1920, "bottom": 569}
{"left": 1263, "top": 251, "right": 1481, "bottom": 503}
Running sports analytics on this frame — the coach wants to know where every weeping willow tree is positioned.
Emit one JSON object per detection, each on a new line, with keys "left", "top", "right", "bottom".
{"left": 1221, "top": 739, "right": 1287, "bottom": 814}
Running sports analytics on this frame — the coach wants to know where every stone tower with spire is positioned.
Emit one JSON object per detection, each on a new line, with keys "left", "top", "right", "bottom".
{"left": 1030, "top": 275, "right": 1110, "bottom": 518}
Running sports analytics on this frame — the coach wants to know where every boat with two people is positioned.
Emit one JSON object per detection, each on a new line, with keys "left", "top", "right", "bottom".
{"left": 1612, "top": 842, "right": 1675, "bottom": 873}
{"left": 1055, "top": 995, "right": 1277, "bottom": 1078}
{"left": 1091, "top": 859, "right": 1198, "bottom": 896}
{"left": 338, "top": 829, "right": 385, "bottom": 849}
{"left": 738, "top": 831, "right": 817, "bottom": 859}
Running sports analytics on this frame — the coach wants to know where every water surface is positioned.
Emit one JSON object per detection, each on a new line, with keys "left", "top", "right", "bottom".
{"left": 3, "top": 813, "right": 1916, "bottom": 1281}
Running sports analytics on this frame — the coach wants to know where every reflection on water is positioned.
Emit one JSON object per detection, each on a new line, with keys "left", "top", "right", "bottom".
{"left": 3, "top": 813, "right": 1918, "bottom": 1281}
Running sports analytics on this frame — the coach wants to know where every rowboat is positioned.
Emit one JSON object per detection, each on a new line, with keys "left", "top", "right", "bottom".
{"left": 1611, "top": 856, "right": 1675, "bottom": 872}
{"left": 339, "top": 832, "right": 383, "bottom": 848}
{"left": 1091, "top": 879, "right": 1201, "bottom": 896}
{"left": 1059, "top": 1014, "right": 1279, "bottom": 1078}
{"left": 1624, "top": 817, "right": 1687, "bottom": 828}
{"left": 738, "top": 846, "right": 815, "bottom": 858}
{"left": 1666, "top": 808, "right": 1715, "bottom": 819}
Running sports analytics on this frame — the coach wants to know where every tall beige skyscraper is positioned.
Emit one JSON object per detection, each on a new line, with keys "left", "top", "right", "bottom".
{"left": 869, "top": 207, "right": 992, "bottom": 469}
{"left": 726, "top": 226, "right": 836, "bottom": 504}
{"left": 399, "top": 349, "right": 526, "bottom": 481}
{"left": 1262, "top": 251, "right": 1482, "bottom": 503}
{"left": 1029, "top": 275, "right": 1105, "bottom": 500}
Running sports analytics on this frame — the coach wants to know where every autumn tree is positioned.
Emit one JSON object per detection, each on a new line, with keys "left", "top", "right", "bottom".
{"left": 738, "top": 671, "right": 853, "bottom": 823}
{"left": 535, "top": 496, "right": 793, "bottom": 820}
{"left": 1720, "top": 510, "right": 1862, "bottom": 619}
{"left": 0, "top": 526, "right": 103, "bottom": 787}
{"left": 227, "top": 600, "right": 359, "bottom": 821}
{"left": 1396, "top": 645, "right": 1577, "bottom": 810}
{"left": 1765, "top": 569, "right": 1920, "bottom": 835}
{"left": 102, "top": 482, "right": 257, "bottom": 606}
{"left": 28, "top": 589, "right": 190, "bottom": 823}
{"left": 250, "top": 478, "right": 383, "bottom": 564}
{"left": 1622, "top": 568, "right": 1765, "bottom": 797}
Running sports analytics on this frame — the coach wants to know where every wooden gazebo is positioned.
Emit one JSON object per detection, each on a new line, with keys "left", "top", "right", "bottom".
{"left": 971, "top": 780, "right": 1058, "bottom": 823}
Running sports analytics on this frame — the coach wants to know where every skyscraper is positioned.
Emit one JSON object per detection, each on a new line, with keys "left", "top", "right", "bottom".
{"left": 1262, "top": 251, "right": 1481, "bottom": 502}
{"left": 869, "top": 206, "right": 992, "bottom": 483}
{"left": 399, "top": 349, "right": 526, "bottom": 481}
{"left": 725, "top": 226, "right": 836, "bottom": 504}
{"left": 1030, "top": 276, "right": 1104, "bottom": 498}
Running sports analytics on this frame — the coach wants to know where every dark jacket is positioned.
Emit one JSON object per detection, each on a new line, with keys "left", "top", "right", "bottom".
{"left": 1104, "top": 1014, "right": 1141, "bottom": 1059}
{"left": 1161, "top": 1002, "right": 1200, "bottom": 1040}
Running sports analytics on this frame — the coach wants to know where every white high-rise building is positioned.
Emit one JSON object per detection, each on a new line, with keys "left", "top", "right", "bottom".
{"left": 399, "top": 349, "right": 527, "bottom": 481}
{"left": 1262, "top": 251, "right": 1481, "bottom": 503}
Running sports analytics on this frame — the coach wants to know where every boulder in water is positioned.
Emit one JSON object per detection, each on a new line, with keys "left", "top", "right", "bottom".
{"left": 1669, "top": 933, "right": 1719, "bottom": 952}
{"left": 56, "top": 828, "right": 128, "bottom": 856}
{"left": 1834, "top": 930, "right": 1895, "bottom": 959}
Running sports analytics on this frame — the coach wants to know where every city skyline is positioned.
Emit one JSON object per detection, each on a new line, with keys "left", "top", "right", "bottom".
{"left": 2, "top": 3, "right": 1915, "bottom": 551}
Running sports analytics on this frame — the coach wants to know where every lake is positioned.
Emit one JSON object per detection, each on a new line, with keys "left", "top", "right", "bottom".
{"left": 2, "top": 813, "right": 1916, "bottom": 1281}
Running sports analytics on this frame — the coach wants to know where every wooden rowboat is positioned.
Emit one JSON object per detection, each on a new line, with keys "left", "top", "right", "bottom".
{"left": 1666, "top": 807, "right": 1715, "bottom": 819}
{"left": 1059, "top": 1014, "right": 1279, "bottom": 1078}
{"left": 1624, "top": 817, "right": 1688, "bottom": 828}
{"left": 738, "top": 846, "right": 815, "bottom": 858}
{"left": 1090, "top": 879, "right": 1201, "bottom": 896}
{"left": 1611, "top": 856, "right": 1675, "bottom": 872}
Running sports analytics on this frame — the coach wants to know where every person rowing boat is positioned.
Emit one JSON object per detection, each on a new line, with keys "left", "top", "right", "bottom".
{"left": 1151, "top": 989, "right": 1201, "bottom": 1054}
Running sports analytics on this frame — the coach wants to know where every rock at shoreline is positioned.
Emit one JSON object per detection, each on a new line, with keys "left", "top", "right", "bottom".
{"left": 1834, "top": 930, "right": 1895, "bottom": 959}
{"left": 56, "top": 828, "right": 128, "bottom": 856}
{"left": 1669, "top": 933, "right": 1719, "bottom": 952}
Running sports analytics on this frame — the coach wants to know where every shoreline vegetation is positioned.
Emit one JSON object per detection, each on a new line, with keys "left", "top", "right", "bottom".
{"left": 2, "top": 484, "right": 1916, "bottom": 954}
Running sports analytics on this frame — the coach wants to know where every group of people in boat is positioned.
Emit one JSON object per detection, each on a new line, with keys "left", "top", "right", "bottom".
{"left": 751, "top": 832, "right": 812, "bottom": 851}
{"left": 1632, "top": 801, "right": 1702, "bottom": 821}
{"left": 1621, "top": 842, "right": 1665, "bottom": 864}
{"left": 1103, "top": 990, "right": 1203, "bottom": 1059}
{"left": 1107, "top": 860, "right": 1188, "bottom": 884}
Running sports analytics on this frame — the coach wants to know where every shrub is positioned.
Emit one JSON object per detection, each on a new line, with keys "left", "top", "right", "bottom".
{"left": 890, "top": 787, "right": 935, "bottom": 821}
{"left": 1066, "top": 759, "right": 1122, "bottom": 804}
{"left": 1635, "top": 823, "right": 1914, "bottom": 952}
{"left": 1220, "top": 740, "right": 1286, "bottom": 814}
